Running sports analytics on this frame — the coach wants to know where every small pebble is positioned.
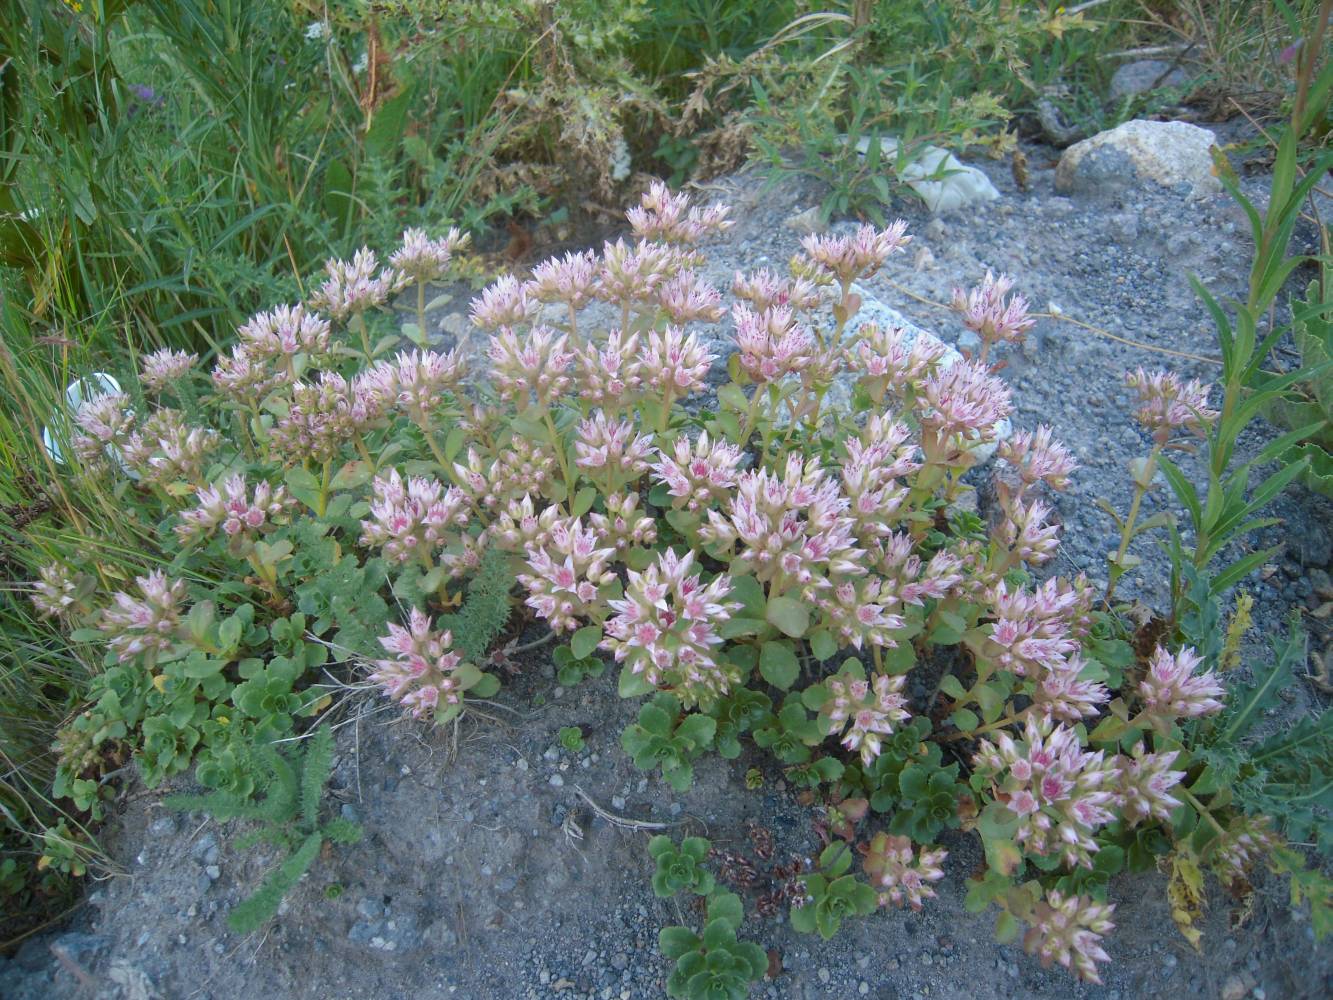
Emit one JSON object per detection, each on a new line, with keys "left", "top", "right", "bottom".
{"left": 549, "top": 774, "right": 564, "bottom": 787}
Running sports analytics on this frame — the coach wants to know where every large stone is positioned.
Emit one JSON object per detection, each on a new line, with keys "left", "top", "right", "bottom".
{"left": 1108, "top": 60, "right": 1190, "bottom": 102}
{"left": 848, "top": 136, "right": 1000, "bottom": 214}
{"left": 1055, "top": 119, "right": 1220, "bottom": 200}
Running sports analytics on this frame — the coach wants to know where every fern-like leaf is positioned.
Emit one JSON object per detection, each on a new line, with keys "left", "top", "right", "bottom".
{"left": 438, "top": 548, "right": 514, "bottom": 663}
{"left": 321, "top": 817, "right": 364, "bottom": 845}
{"left": 256, "top": 745, "right": 299, "bottom": 826}
{"left": 299, "top": 725, "right": 335, "bottom": 830}
{"left": 225, "top": 831, "right": 322, "bottom": 935}
{"left": 164, "top": 789, "right": 262, "bottom": 822}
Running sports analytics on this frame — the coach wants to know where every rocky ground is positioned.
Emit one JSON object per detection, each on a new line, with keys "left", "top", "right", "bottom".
{"left": 3, "top": 117, "right": 1330, "bottom": 1000}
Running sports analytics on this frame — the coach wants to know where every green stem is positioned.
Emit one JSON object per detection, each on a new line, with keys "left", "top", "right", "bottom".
{"left": 738, "top": 385, "right": 763, "bottom": 443}
{"left": 543, "top": 409, "right": 575, "bottom": 499}
{"left": 422, "top": 424, "right": 451, "bottom": 470}
{"left": 1181, "top": 788, "right": 1227, "bottom": 837}
{"left": 941, "top": 707, "right": 1029, "bottom": 742}
{"left": 354, "top": 434, "right": 376, "bottom": 470}
{"left": 1105, "top": 444, "right": 1161, "bottom": 606}
{"left": 354, "top": 311, "right": 373, "bottom": 359}
{"left": 317, "top": 459, "right": 330, "bottom": 517}
{"left": 416, "top": 281, "right": 427, "bottom": 344}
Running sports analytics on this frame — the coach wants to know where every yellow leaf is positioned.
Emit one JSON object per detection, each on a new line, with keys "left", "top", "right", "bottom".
{"left": 1165, "top": 852, "right": 1206, "bottom": 951}
{"left": 152, "top": 674, "right": 167, "bottom": 693}
{"left": 311, "top": 694, "right": 333, "bottom": 714}
{"left": 1221, "top": 592, "right": 1253, "bottom": 672}
{"left": 37, "top": 855, "right": 52, "bottom": 872}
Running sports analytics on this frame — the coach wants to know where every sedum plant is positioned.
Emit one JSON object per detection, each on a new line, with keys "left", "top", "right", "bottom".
{"left": 658, "top": 890, "right": 767, "bottom": 1000}
{"left": 35, "top": 180, "right": 1329, "bottom": 988}
{"left": 649, "top": 835, "right": 716, "bottom": 898}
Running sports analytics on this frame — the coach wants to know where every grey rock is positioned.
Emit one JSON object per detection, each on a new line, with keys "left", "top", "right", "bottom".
{"left": 1056, "top": 120, "right": 1221, "bottom": 200}
{"left": 1109, "top": 60, "right": 1190, "bottom": 101}
{"left": 189, "top": 832, "right": 217, "bottom": 864}
{"left": 148, "top": 815, "right": 177, "bottom": 838}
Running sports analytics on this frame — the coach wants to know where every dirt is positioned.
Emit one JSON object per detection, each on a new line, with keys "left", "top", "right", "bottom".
{"left": 3, "top": 123, "right": 1330, "bottom": 1000}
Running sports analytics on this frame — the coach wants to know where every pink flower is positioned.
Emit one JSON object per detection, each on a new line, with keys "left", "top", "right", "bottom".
{"left": 651, "top": 431, "right": 743, "bottom": 513}
{"left": 489, "top": 494, "right": 565, "bottom": 553}
{"left": 984, "top": 578, "right": 1082, "bottom": 678}
{"left": 452, "top": 440, "right": 558, "bottom": 509}
{"left": 527, "top": 250, "right": 598, "bottom": 310}
{"left": 732, "top": 268, "right": 822, "bottom": 313}
{"left": 657, "top": 270, "right": 725, "bottom": 324}
{"left": 588, "top": 491, "right": 657, "bottom": 554}
{"left": 488, "top": 325, "right": 573, "bottom": 408}
{"left": 371, "top": 608, "right": 468, "bottom": 719}
{"left": 807, "top": 577, "right": 906, "bottom": 654}
{"left": 731, "top": 302, "right": 814, "bottom": 383}
{"left": 853, "top": 323, "right": 946, "bottom": 393}
{"left": 862, "top": 832, "right": 946, "bottom": 911}
{"left": 1032, "top": 655, "right": 1110, "bottom": 722}
{"left": 817, "top": 667, "right": 910, "bottom": 763}
{"left": 517, "top": 516, "right": 617, "bottom": 631}
{"left": 1210, "top": 814, "right": 1282, "bottom": 887}
{"left": 1125, "top": 368, "right": 1218, "bottom": 444}
{"left": 392, "top": 348, "right": 467, "bottom": 425}
{"left": 99, "top": 570, "right": 187, "bottom": 663}
{"left": 238, "top": 304, "right": 332, "bottom": 362}
{"left": 973, "top": 717, "right": 1116, "bottom": 869}
{"left": 121, "top": 409, "right": 220, "bottom": 486}
{"left": 470, "top": 274, "right": 540, "bottom": 330}
{"left": 595, "top": 239, "right": 676, "bottom": 305}
{"left": 574, "top": 412, "right": 654, "bottom": 485}
{"left": 637, "top": 327, "right": 715, "bottom": 397}
{"left": 1138, "top": 645, "right": 1225, "bottom": 723}
{"left": 212, "top": 345, "right": 289, "bottom": 407}
{"left": 31, "top": 563, "right": 94, "bottom": 620}
{"left": 800, "top": 221, "right": 911, "bottom": 284}
{"left": 359, "top": 469, "right": 469, "bottom": 566}
{"left": 601, "top": 550, "right": 740, "bottom": 708}
{"left": 1023, "top": 889, "right": 1115, "bottom": 984}
{"left": 576, "top": 330, "right": 644, "bottom": 411}
{"left": 951, "top": 271, "right": 1035, "bottom": 351}
{"left": 626, "top": 180, "right": 732, "bottom": 245}
{"left": 177, "top": 474, "right": 295, "bottom": 545}
{"left": 700, "top": 454, "right": 862, "bottom": 589}
{"left": 390, "top": 227, "right": 467, "bottom": 282}
{"left": 309, "top": 247, "right": 407, "bottom": 320}
{"left": 71, "top": 393, "right": 134, "bottom": 467}
{"left": 997, "top": 496, "right": 1061, "bottom": 566}
{"left": 1112, "top": 746, "right": 1184, "bottom": 824}
{"left": 998, "top": 425, "right": 1076, "bottom": 491}
{"left": 841, "top": 415, "right": 919, "bottom": 541}
{"left": 139, "top": 349, "right": 198, "bottom": 393}
{"left": 915, "top": 359, "right": 1013, "bottom": 453}
{"left": 269, "top": 372, "right": 377, "bottom": 464}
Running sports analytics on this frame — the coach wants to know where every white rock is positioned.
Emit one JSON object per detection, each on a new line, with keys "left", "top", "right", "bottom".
{"left": 783, "top": 286, "right": 1010, "bottom": 461}
{"left": 848, "top": 136, "right": 1000, "bottom": 214}
{"left": 1055, "top": 119, "right": 1221, "bottom": 199}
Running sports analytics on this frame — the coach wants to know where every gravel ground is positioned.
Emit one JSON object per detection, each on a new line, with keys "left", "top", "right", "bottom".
{"left": 3, "top": 123, "right": 1329, "bottom": 1000}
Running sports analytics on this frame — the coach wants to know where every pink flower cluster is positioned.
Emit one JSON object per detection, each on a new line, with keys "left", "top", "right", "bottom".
{"left": 99, "top": 570, "right": 187, "bottom": 663}
{"left": 31, "top": 563, "right": 94, "bottom": 621}
{"left": 371, "top": 608, "right": 465, "bottom": 719}
{"left": 800, "top": 222, "right": 910, "bottom": 284}
{"left": 651, "top": 431, "right": 743, "bottom": 513}
{"left": 701, "top": 455, "right": 859, "bottom": 591}
{"left": 72, "top": 393, "right": 134, "bottom": 468}
{"left": 1137, "top": 645, "right": 1225, "bottom": 726}
{"left": 951, "top": 271, "right": 1035, "bottom": 352}
{"left": 139, "top": 349, "right": 198, "bottom": 393}
{"left": 626, "top": 180, "right": 732, "bottom": 245}
{"left": 601, "top": 550, "right": 740, "bottom": 708}
{"left": 359, "top": 469, "right": 469, "bottom": 566}
{"left": 1124, "top": 368, "right": 1218, "bottom": 444}
{"left": 269, "top": 372, "right": 383, "bottom": 464}
{"left": 176, "top": 474, "right": 295, "bottom": 545}
{"left": 517, "top": 516, "right": 616, "bottom": 631}
{"left": 817, "top": 668, "right": 910, "bottom": 764}
{"left": 121, "top": 409, "right": 220, "bottom": 485}
{"left": 309, "top": 248, "right": 407, "bottom": 320}
{"left": 973, "top": 717, "right": 1117, "bottom": 869}
{"left": 731, "top": 303, "right": 814, "bottom": 383}
{"left": 390, "top": 227, "right": 468, "bottom": 283}
{"left": 452, "top": 440, "right": 557, "bottom": 509}
{"left": 574, "top": 413, "right": 654, "bottom": 488}
{"left": 1022, "top": 889, "right": 1115, "bottom": 984}
{"left": 861, "top": 832, "right": 947, "bottom": 911}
